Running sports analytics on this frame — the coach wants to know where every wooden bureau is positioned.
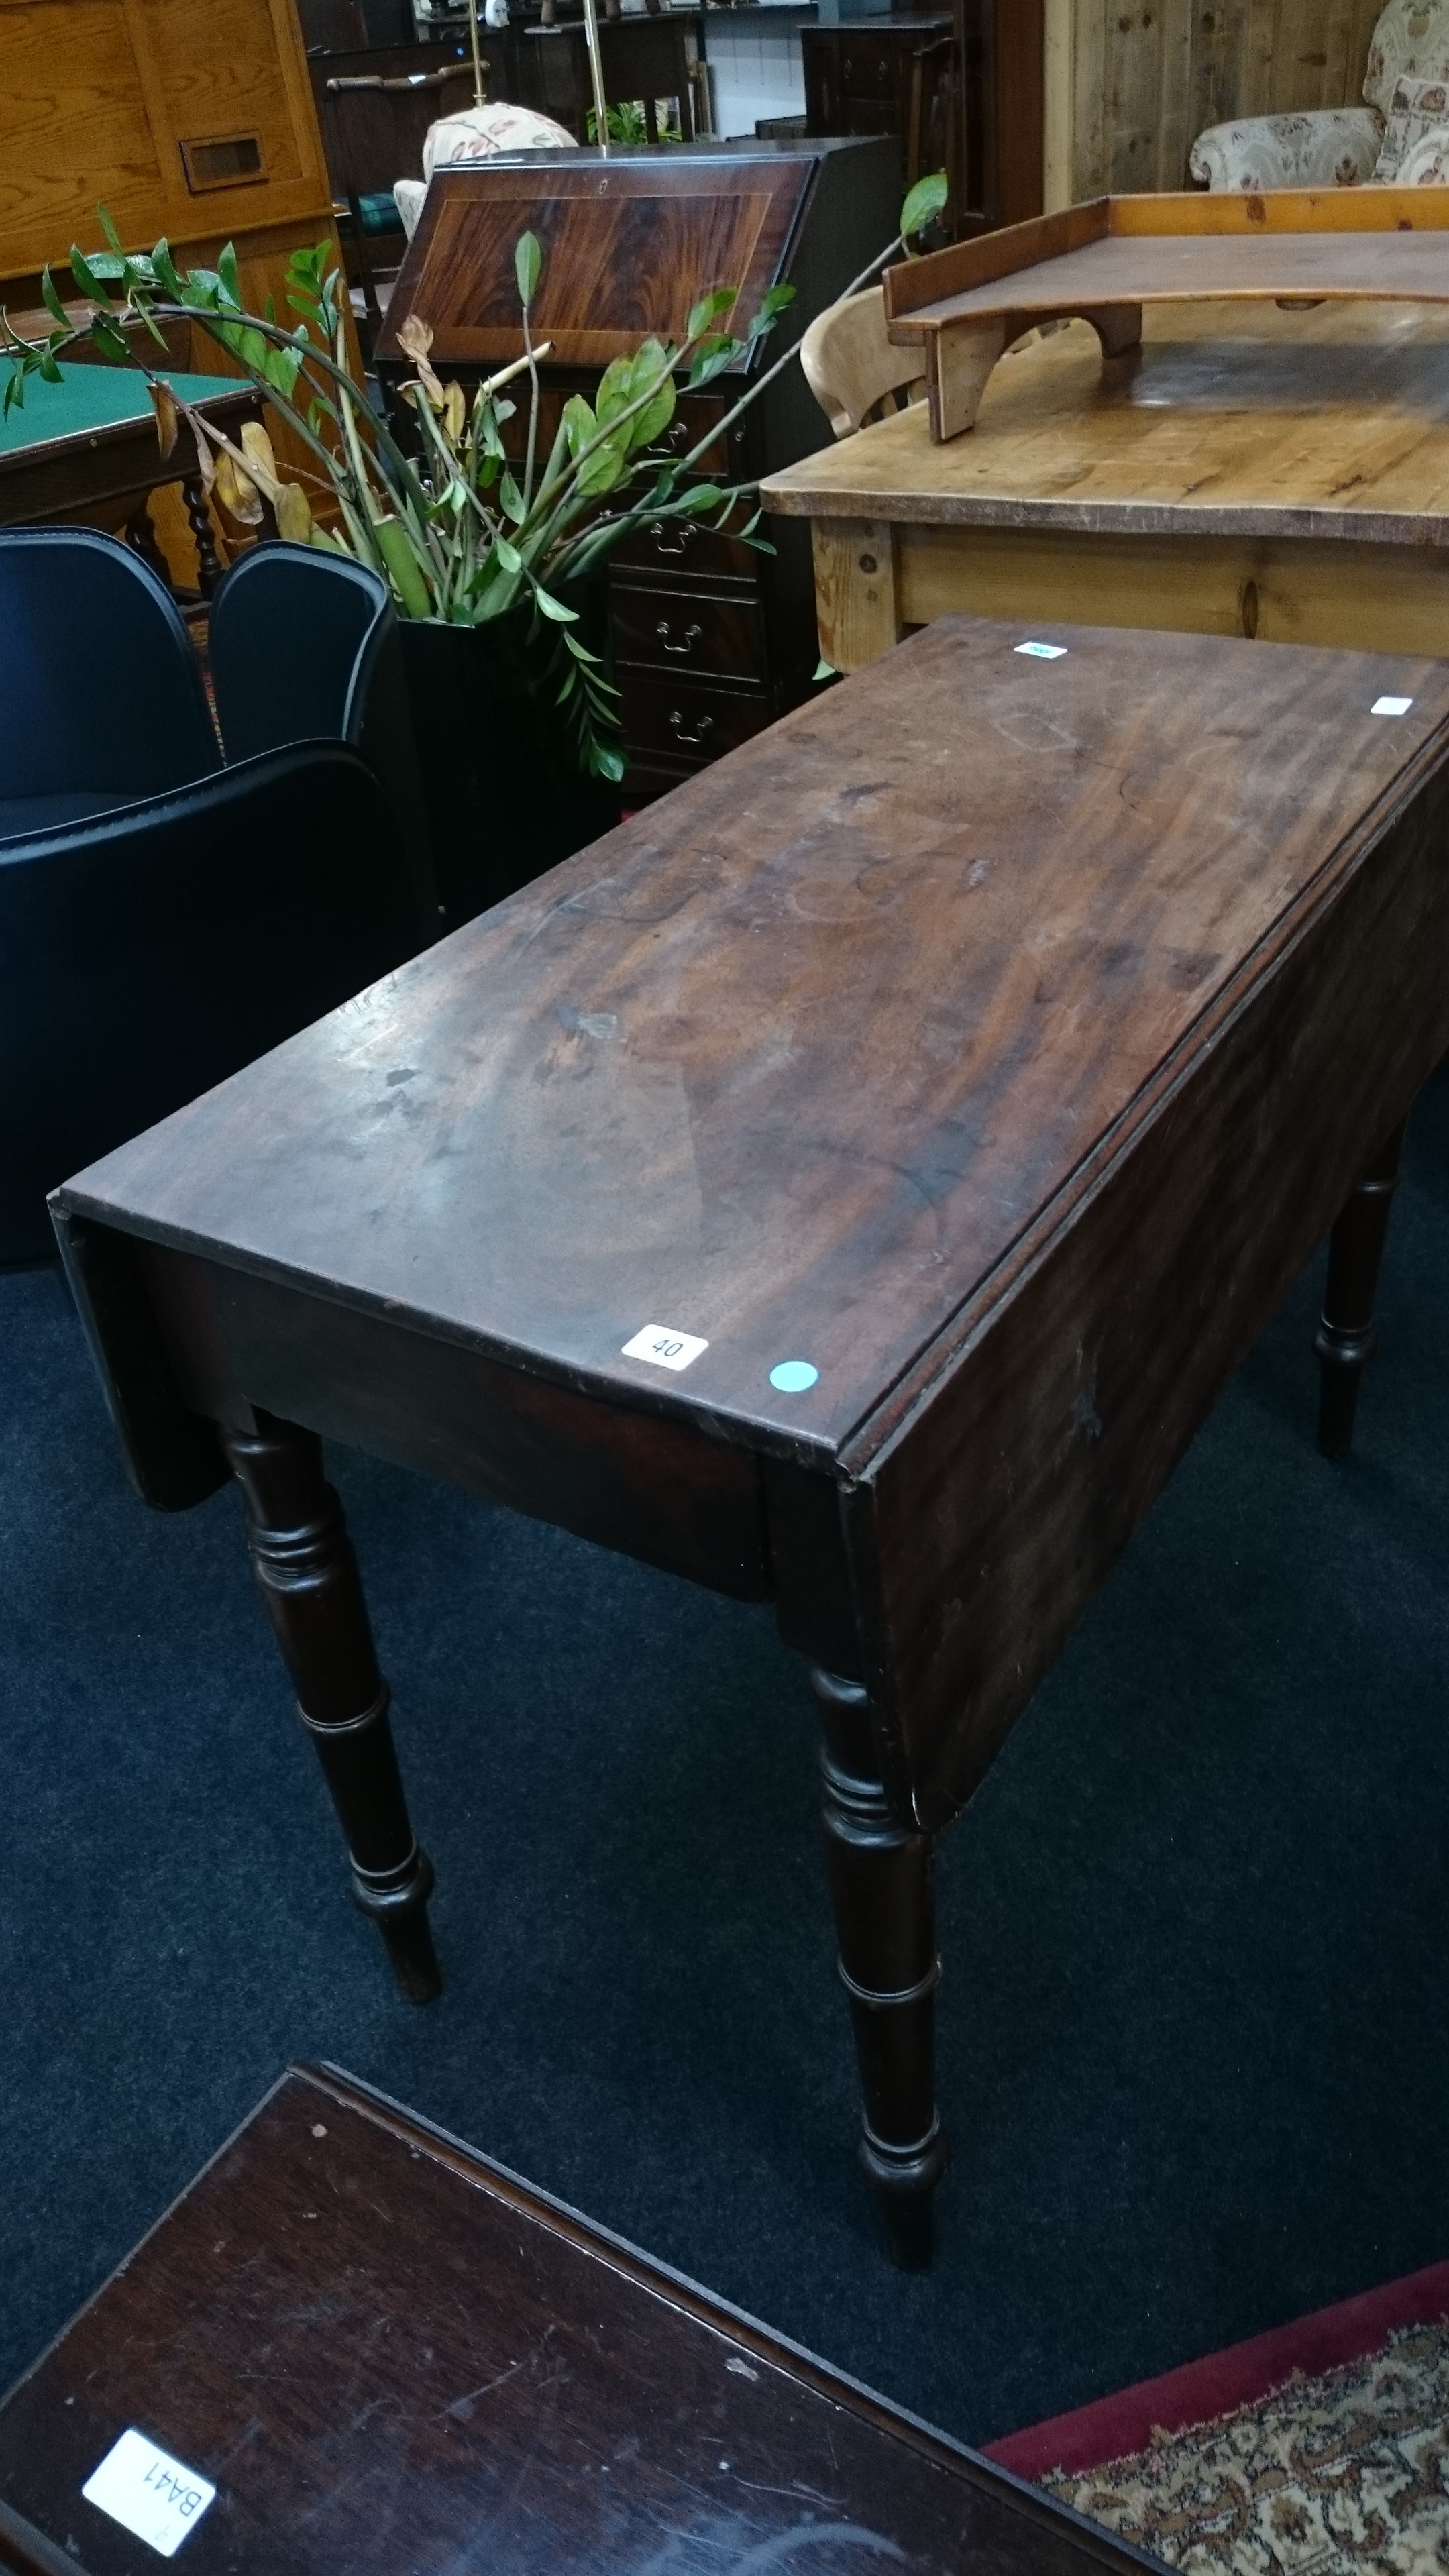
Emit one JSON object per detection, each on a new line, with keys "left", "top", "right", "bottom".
{"left": 375, "top": 139, "right": 901, "bottom": 799}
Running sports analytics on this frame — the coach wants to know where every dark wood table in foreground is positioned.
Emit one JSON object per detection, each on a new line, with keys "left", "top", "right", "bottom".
{"left": 52, "top": 616, "right": 1449, "bottom": 2264}
{"left": 0, "top": 2065, "right": 1161, "bottom": 2576}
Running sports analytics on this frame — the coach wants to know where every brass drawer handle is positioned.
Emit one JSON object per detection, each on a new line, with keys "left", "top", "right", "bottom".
{"left": 647, "top": 519, "right": 694, "bottom": 557}
{"left": 669, "top": 708, "right": 714, "bottom": 749}
{"left": 657, "top": 619, "right": 703, "bottom": 656}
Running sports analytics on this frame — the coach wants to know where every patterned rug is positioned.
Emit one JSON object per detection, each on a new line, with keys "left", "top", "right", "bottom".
{"left": 1040, "top": 2324, "right": 1449, "bottom": 2576}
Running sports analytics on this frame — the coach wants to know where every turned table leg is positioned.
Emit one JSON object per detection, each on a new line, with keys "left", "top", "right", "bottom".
{"left": 221, "top": 1410, "right": 441, "bottom": 2003}
{"left": 1316, "top": 1115, "right": 1409, "bottom": 1460}
{"left": 181, "top": 472, "right": 224, "bottom": 598}
{"left": 811, "top": 1665, "right": 948, "bottom": 2267}
{"left": 124, "top": 500, "right": 174, "bottom": 590}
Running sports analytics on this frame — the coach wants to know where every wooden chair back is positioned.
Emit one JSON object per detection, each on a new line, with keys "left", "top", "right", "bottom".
{"left": 800, "top": 286, "right": 926, "bottom": 440}
{"left": 323, "top": 59, "right": 480, "bottom": 200}
{"left": 323, "top": 58, "right": 478, "bottom": 329}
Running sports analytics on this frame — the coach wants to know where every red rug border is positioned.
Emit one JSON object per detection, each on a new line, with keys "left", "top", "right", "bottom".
{"left": 983, "top": 2257, "right": 1449, "bottom": 2482}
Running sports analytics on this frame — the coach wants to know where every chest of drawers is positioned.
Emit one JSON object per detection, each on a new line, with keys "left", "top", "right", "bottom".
{"left": 377, "top": 138, "right": 901, "bottom": 800}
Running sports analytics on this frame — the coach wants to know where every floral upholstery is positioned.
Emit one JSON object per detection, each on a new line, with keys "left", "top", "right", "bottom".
{"left": 394, "top": 102, "right": 578, "bottom": 239}
{"left": 1375, "top": 72, "right": 1449, "bottom": 174}
{"left": 1187, "top": 106, "right": 1383, "bottom": 190}
{"left": 1190, "top": 0, "right": 1449, "bottom": 190}
{"left": 1364, "top": 0, "right": 1449, "bottom": 115}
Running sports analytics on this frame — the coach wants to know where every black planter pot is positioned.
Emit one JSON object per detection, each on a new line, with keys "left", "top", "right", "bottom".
{"left": 397, "top": 613, "right": 622, "bottom": 932}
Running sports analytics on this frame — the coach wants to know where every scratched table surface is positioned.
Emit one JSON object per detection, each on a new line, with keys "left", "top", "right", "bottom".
{"left": 0, "top": 2065, "right": 1157, "bottom": 2575}
{"left": 53, "top": 612, "right": 1449, "bottom": 1466}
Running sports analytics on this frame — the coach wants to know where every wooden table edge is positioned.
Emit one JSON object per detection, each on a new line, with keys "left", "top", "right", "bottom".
{"left": 757, "top": 474, "right": 1449, "bottom": 551}
{"left": 0, "top": 382, "right": 255, "bottom": 472}
{"left": 48, "top": 1187, "right": 841, "bottom": 1474}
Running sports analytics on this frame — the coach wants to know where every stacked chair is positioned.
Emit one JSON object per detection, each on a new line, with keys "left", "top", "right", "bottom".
{"left": 0, "top": 531, "right": 439, "bottom": 1263}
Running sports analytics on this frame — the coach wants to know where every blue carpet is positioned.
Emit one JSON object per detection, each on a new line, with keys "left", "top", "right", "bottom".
{"left": 3, "top": 1079, "right": 1448, "bottom": 2445}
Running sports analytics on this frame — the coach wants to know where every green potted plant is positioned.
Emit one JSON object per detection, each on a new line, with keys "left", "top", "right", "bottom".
{"left": 3, "top": 175, "right": 945, "bottom": 916}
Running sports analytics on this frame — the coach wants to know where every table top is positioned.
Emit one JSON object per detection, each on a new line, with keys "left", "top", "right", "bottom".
{"left": 761, "top": 301, "right": 1449, "bottom": 543}
{"left": 0, "top": 2065, "right": 1153, "bottom": 2574}
{"left": 0, "top": 362, "right": 250, "bottom": 462}
{"left": 56, "top": 614, "right": 1449, "bottom": 1474}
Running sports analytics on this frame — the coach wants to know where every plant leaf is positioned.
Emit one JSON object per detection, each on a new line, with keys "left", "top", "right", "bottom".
{"left": 495, "top": 535, "right": 523, "bottom": 574}
{"left": 531, "top": 583, "right": 578, "bottom": 622}
{"left": 239, "top": 418, "right": 282, "bottom": 498}
{"left": 595, "top": 351, "right": 635, "bottom": 425}
{"left": 149, "top": 379, "right": 180, "bottom": 460}
{"left": 515, "top": 229, "right": 542, "bottom": 310}
{"left": 900, "top": 170, "right": 948, "bottom": 242}
{"left": 69, "top": 246, "right": 111, "bottom": 307}
{"left": 688, "top": 334, "right": 741, "bottom": 386}
{"left": 98, "top": 204, "right": 124, "bottom": 255}
{"left": 499, "top": 468, "right": 525, "bottom": 523}
{"left": 687, "top": 286, "right": 736, "bottom": 339}
{"left": 575, "top": 432, "right": 629, "bottom": 498}
{"left": 217, "top": 241, "right": 243, "bottom": 308}
{"left": 152, "top": 238, "right": 182, "bottom": 297}
{"left": 89, "top": 315, "right": 131, "bottom": 364}
{"left": 625, "top": 341, "right": 674, "bottom": 450}
{"left": 561, "top": 392, "right": 596, "bottom": 458}
{"left": 40, "top": 268, "right": 69, "bottom": 329}
{"left": 274, "top": 481, "right": 314, "bottom": 543}
{"left": 214, "top": 446, "right": 263, "bottom": 525}
{"left": 813, "top": 656, "right": 837, "bottom": 681}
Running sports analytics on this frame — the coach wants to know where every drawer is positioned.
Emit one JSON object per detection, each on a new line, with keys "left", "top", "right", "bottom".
{"left": 611, "top": 585, "right": 765, "bottom": 682}
{"left": 619, "top": 669, "right": 772, "bottom": 767}
{"left": 835, "top": 37, "right": 903, "bottom": 95}
{"left": 497, "top": 386, "right": 739, "bottom": 478}
{"left": 609, "top": 512, "right": 759, "bottom": 589}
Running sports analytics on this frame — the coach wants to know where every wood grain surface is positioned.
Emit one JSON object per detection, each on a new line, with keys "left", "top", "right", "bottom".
{"left": 765, "top": 301, "right": 1449, "bottom": 544}
{"left": 0, "top": 2064, "right": 1157, "bottom": 2573}
{"left": 380, "top": 155, "right": 812, "bottom": 372}
{"left": 56, "top": 617, "right": 1449, "bottom": 1460}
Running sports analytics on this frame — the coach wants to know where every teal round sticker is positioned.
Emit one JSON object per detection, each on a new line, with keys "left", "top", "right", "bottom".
{"left": 769, "top": 1360, "right": 819, "bottom": 1393}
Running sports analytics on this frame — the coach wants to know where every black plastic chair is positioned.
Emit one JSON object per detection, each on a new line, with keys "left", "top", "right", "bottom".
{"left": 209, "top": 541, "right": 439, "bottom": 930}
{"left": 0, "top": 529, "right": 220, "bottom": 844}
{"left": 1, "top": 743, "right": 421, "bottom": 1263}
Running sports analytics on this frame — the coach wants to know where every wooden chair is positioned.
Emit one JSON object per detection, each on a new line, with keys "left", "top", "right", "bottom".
{"left": 800, "top": 287, "right": 926, "bottom": 440}
{"left": 323, "top": 59, "right": 479, "bottom": 332}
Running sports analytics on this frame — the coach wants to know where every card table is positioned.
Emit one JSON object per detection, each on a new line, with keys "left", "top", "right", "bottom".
{"left": 0, "top": 358, "right": 255, "bottom": 592}
{"left": 50, "top": 616, "right": 1449, "bottom": 2263}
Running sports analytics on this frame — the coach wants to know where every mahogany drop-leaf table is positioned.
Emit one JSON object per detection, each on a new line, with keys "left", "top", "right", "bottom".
{"left": 50, "top": 616, "right": 1449, "bottom": 2265}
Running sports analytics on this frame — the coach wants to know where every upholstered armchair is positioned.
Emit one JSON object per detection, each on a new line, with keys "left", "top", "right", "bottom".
{"left": 1189, "top": 0, "right": 1449, "bottom": 190}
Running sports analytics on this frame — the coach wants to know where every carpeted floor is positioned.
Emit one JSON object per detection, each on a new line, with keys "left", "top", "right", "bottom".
{"left": 3, "top": 1075, "right": 1448, "bottom": 2451}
